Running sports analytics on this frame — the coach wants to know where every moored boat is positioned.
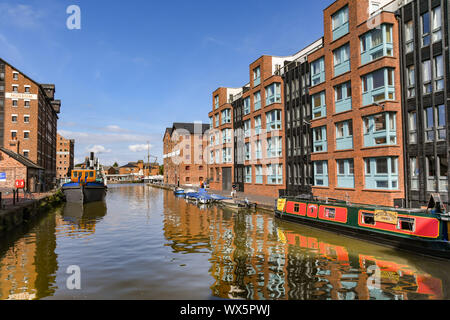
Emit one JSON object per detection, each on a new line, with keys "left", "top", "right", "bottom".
{"left": 274, "top": 194, "right": 450, "bottom": 259}
{"left": 62, "top": 152, "right": 107, "bottom": 204}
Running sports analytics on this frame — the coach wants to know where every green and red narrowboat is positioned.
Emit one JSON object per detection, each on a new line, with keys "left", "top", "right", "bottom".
{"left": 274, "top": 194, "right": 450, "bottom": 259}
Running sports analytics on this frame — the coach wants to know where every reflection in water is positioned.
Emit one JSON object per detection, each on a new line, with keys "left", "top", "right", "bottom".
{"left": 0, "top": 185, "right": 448, "bottom": 300}
{"left": 162, "top": 191, "right": 449, "bottom": 300}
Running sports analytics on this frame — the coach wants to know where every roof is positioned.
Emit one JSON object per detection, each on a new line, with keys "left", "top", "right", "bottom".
{"left": 172, "top": 122, "right": 210, "bottom": 135}
{"left": 120, "top": 163, "right": 139, "bottom": 168}
{"left": 0, "top": 147, "right": 44, "bottom": 170}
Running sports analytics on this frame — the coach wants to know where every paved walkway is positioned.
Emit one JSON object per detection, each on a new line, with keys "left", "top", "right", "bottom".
{"left": 0, "top": 190, "right": 57, "bottom": 210}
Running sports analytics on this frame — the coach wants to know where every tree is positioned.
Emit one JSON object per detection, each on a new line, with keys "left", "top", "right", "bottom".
{"left": 159, "top": 165, "right": 164, "bottom": 175}
{"left": 113, "top": 162, "right": 119, "bottom": 167}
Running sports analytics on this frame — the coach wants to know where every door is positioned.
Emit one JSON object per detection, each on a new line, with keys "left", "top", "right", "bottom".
{"left": 222, "top": 167, "right": 232, "bottom": 191}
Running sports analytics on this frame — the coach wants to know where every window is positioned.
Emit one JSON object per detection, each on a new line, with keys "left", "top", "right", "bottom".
{"left": 405, "top": 21, "right": 414, "bottom": 53}
{"left": 266, "top": 110, "right": 281, "bottom": 132}
{"left": 214, "top": 95, "right": 219, "bottom": 110}
{"left": 245, "top": 166, "right": 252, "bottom": 183}
{"left": 222, "top": 147, "right": 232, "bottom": 163}
{"left": 215, "top": 113, "right": 219, "bottom": 127}
{"left": 363, "top": 112, "right": 396, "bottom": 146}
{"left": 312, "top": 91, "right": 326, "bottom": 119}
{"left": 254, "top": 116, "right": 262, "bottom": 135}
{"left": 311, "top": 57, "right": 325, "bottom": 86}
{"left": 332, "top": 6, "right": 349, "bottom": 41}
{"left": 255, "top": 140, "right": 262, "bottom": 160}
{"left": 253, "top": 67, "right": 261, "bottom": 87}
{"left": 361, "top": 68, "right": 395, "bottom": 106}
{"left": 254, "top": 91, "right": 261, "bottom": 111}
{"left": 337, "top": 159, "right": 354, "bottom": 188}
{"left": 336, "top": 120, "right": 353, "bottom": 150}
{"left": 24, "top": 86, "right": 30, "bottom": 93}
{"left": 245, "top": 142, "right": 251, "bottom": 161}
{"left": 255, "top": 165, "right": 263, "bottom": 184}
{"left": 24, "top": 100, "right": 30, "bottom": 108}
{"left": 335, "top": 81, "right": 352, "bottom": 113}
{"left": 24, "top": 115, "right": 30, "bottom": 123}
{"left": 421, "top": 12, "right": 431, "bottom": 47}
{"left": 313, "top": 126, "right": 327, "bottom": 153}
{"left": 361, "top": 212, "right": 375, "bottom": 225}
{"left": 408, "top": 111, "right": 417, "bottom": 144}
{"left": 333, "top": 44, "right": 350, "bottom": 76}
{"left": 267, "top": 136, "right": 282, "bottom": 158}
{"left": 244, "top": 119, "right": 251, "bottom": 137}
{"left": 422, "top": 60, "right": 432, "bottom": 94}
{"left": 265, "top": 83, "right": 281, "bottom": 105}
{"left": 365, "top": 157, "right": 398, "bottom": 190}
{"left": 410, "top": 157, "right": 419, "bottom": 190}
{"left": 12, "top": 72, "right": 18, "bottom": 80}
{"left": 424, "top": 105, "right": 446, "bottom": 142}
{"left": 12, "top": 85, "right": 18, "bottom": 92}
{"left": 244, "top": 97, "right": 251, "bottom": 115}
{"left": 11, "top": 115, "right": 17, "bottom": 123}
{"left": 222, "top": 128, "right": 231, "bottom": 144}
{"left": 432, "top": 6, "right": 442, "bottom": 43}
{"left": 23, "top": 150, "right": 29, "bottom": 158}
{"left": 267, "top": 164, "right": 283, "bottom": 185}
{"left": 407, "top": 65, "right": 415, "bottom": 98}
{"left": 398, "top": 217, "right": 415, "bottom": 232}
{"left": 11, "top": 131, "right": 17, "bottom": 139}
{"left": 314, "top": 161, "right": 328, "bottom": 187}
{"left": 221, "top": 109, "right": 231, "bottom": 124}
{"left": 434, "top": 55, "right": 444, "bottom": 91}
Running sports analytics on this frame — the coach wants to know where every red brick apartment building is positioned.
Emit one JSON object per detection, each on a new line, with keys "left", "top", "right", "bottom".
{"left": 56, "top": 133, "right": 74, "bottom": 180}
{"left": 0, "top": 58, "right": 60, "bottom": 190}
{"left": 308, "top": 0, "right": 404, "bottom": 206}
{"left": 163, "top": 122, "right": 210, "bottom": 187}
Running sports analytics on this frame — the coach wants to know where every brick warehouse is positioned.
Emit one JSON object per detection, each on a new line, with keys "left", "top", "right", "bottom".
{"left": 56, "top": 133, "right": 74, "bottom": 181}
{"left": 0, "top": 58, "right": 60, "bottom": 191}
{"left": 163, "top": 122, "right": 210, "bottom": 187}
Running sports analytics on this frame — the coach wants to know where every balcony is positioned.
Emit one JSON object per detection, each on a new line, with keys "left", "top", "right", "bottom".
{"left": 335, "top": 96, "right": 352, "bottom": 113}
{"left": 333, "top": 22, "right": 349, "bottom": 41}
{"left": 334, "top": 60, "right": 350, "bottom": 77}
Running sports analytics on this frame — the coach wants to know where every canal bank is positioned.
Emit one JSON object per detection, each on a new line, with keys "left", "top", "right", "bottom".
{"left": 0, "top": 190, "right": 64, "bottom": 235}
{"left": 147, "top": 183, "right": 276, "bottom": 211}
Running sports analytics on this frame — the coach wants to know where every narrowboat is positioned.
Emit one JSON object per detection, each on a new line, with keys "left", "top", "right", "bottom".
{"left": 274, "top": 194, "right": 450, "bottom": 259}
{"left": 62, "top": 152, "right": 107, "bottom": 203}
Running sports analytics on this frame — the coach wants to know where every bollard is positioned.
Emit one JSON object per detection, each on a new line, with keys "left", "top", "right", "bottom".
{"left": 0, "top": 192, "right": 2, "bottom": 208}
{"left": 13, "top": 190, "right": 15, "bottom": 205}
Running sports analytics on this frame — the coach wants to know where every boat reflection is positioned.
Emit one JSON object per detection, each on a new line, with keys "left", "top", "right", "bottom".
{"left": 58, "top": 201, "right": 107, "bottom": 238}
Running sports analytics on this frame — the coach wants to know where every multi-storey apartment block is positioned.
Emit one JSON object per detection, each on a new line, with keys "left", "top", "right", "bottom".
{"left": 397, "top": 0, "right": 449, "bottom": 207}
{"left": 306, "top": 0, "right": 405, "bottom": 207}
{"left": 163, "top": 122, "right": 209, "bottom": 187}
{"left": 0, "top": 58, "right": 60, "bottom": 191}
{"left": 56, "top": 133, "right": 74, "bottom": 181}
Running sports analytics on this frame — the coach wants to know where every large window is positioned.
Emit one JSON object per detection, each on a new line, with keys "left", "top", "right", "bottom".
{"left": 421, "top": 11, "right": 431, "bottom": 47}
{"left": 265, "top": 83, "right": 281, "bottom": 105}
{"left": 408, "top": 111, "right": 417, "bottom": 144}
{"left": 336, "top": 120, "right": 353, "bottom": 150}
{"left": 244, "top": 97, "right": 251, "bottom": 115}
{"left": 313, "top": 126, "right": 327, "bottom": 153}
{"left": 335, "top": 81, "right": 352, "bottom": 113}
{"left": 245, "top": 166, "right": 252, "bottom": 183}
{"left": 363, "top": 112, "right": 396, "bottom": 147}
{"left": 434, "top": 55, "right": 444, "bottom": 91}
{"left": 314, "top": 161, "right": 328, "bottom": 187}
{"left": 254, "top": 116, "right": 262, "bottom": 135}
{"left": 311, "top": 57, "right": 325, "bottom": 86}
{"left": 432, "top": 6, "right": 442, "bottom": 43}
{"left": 267, "top": 136, "right": 282, "bottom": 158}
{"left": 337, "top": 159, "right": 354, "bottom": 188}
{"left": 332, "top": 5, "right": 349, "bottom": 41}
{"left": 255, "top": 165, "right": 263, "bottom": 184}
{"left": 407, "top": 65, "right": 415, "bottom": 98}
{"left": 267, "top": 164, "right": 283, "bottom": 185}
{"left": 266, "top": 110, "right": 282, "bottom": 132}
{"left": 424, "top": 105, "right": 446, "bottom": 142}
{"left": 254, "top": 91, "right": 261, "bottom": 111}
{"left": 422, "top": 59, "right": 432, "bottom": 94}
{"left": 361, "top": 68, "right": 395, "bottom": 106}
{"left": 312, "top": 91, "right": 326, "bottom": 119}
{"left": 333, "top": 44, "right": 350, "bottom": 76}
{"left": 214, "top": 95, "right": 219, "bottom": 110}
{"left": 244, "top": 119, "right": 251, "bottom": 138}
{"left": 404, "top": 20, "right": 414, "bottom": 53}
{"left": 245, "top": 143, "right": 251, "bottom": 161}
{"left": 365, "top": 157, "right": 398, "bottom": 190}
{"left": 360, "top": 24, "right": 393, "bottom": 64}
{"left": 253, "top": 67, "right": 261, "bottom": 87}
{"left": 221, "top": 109, "right": 231, "bottom": 125}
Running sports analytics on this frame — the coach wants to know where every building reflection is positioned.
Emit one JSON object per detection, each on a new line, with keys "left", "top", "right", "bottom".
{"left": 162, "top": 191, "right": 445, "bottom": 300}
{"left": 0, "top": 209, "right": 58, "bottom": 300}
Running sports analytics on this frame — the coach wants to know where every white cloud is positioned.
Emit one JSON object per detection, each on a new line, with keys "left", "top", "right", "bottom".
{"left": 0, "top": 4, "right": 46, "bottom": 29}
{"left": 86, "top": 145, "right": 112, "bottom": 154}
{"left": 129, "top": 144, "right": 152, "bottom": 153}
{"left": 104, "top": 125, "right": 128, "bottom": 133}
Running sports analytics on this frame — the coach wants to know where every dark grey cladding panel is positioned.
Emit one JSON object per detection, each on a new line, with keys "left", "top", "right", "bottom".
{"left": 419, "top": 0, "right": 429, "bottom": 14}
{"left": 434, "top": 92, "right": 445, "bottom": 105}
{"left": 404, "top": 2, "right": 413, "bottom": 21}
{"left": 406, "top": 53, "right": 415, "bottom": 66}
{"left": 421, "top": 46, "right": 431, "bottom": 60}
{"left": 431, "top": 0, "right": 441, "bottom": 9}
{"left": 432, "top": 42, "right": 443, "bottom": 56}
{"left": 423, "top": 94, "right": 433, "bottom": 107}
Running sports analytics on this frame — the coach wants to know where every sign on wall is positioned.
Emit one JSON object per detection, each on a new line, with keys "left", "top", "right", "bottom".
{"left": 0, "top": 172, "right": 5, "bottom": 182}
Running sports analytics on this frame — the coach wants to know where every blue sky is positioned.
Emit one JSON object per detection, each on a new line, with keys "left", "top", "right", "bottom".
{"left": 0, "top": 0, "right": 329, "bottom": 165}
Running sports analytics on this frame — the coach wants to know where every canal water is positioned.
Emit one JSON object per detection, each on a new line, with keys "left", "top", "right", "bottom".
{"left": 0, "top": 184, "right": 449, "bottom": 300}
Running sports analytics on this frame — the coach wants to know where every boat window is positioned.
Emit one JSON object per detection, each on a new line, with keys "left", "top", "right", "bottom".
{"left": 294, "top": 203, "right": 300, "bottom": 213}
{"left": 398, "top": 217, "right": 415, "bottom": 232}
{"left": 324, "top": 207, "right": 336, "bottom": 219}
{"left": 73, "top": 172, "right": 78, "bottom": 177}
{"left": 89, "top": 171, "right": 94, "bottom": 177}
{"left": 361, "top": 212, "right": 375, "bottom": 225}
